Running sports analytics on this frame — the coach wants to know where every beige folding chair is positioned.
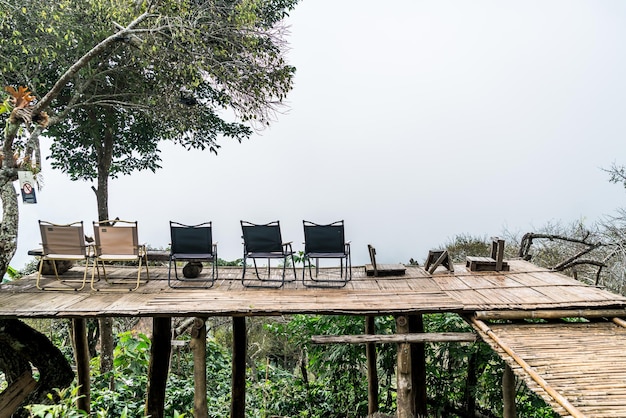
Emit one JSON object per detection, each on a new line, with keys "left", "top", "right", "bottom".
{"left": 91, "top": 220, "right": 149, "bottom": 291}
{"left": 37, "top": 220, "right": 91, "bottom": 291}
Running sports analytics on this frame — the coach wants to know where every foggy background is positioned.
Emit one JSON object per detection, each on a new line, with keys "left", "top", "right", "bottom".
{"left": 13, "top": 0, "right": 626, "bottom": 269}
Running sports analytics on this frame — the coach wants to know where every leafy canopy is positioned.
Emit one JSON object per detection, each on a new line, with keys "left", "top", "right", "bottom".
{"left": 1, "top": 0, "right": 298, "bottom": 181}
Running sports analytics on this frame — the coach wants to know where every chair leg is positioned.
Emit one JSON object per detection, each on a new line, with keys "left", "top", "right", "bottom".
{"left": 37, "top": 258, "right": 89, "bottom": 291}
{"left": 36, "top": 258, "right": 45, "bottom": 290}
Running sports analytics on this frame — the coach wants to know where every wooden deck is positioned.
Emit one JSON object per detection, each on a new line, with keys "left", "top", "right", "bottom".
{"left": 4, "top": 258, "right": 626, "bottom": 417}
{"left": 1, "top": 259, "right": 625, "bottom": 318}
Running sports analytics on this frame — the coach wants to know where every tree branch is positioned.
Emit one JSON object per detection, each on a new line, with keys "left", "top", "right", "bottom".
{"left": 33, "top": 12, "right": 155, "bottom": 114}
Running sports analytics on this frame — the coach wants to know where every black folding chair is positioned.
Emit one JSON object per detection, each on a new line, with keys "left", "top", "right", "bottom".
{"left": 302, "top": 220, "right": 351, "bottom": 287}
{"left": 241, "top": 220, "right": 296, "bottom": 288}
{"left": 168, "top": 221, "right": 217, "bottom": 289}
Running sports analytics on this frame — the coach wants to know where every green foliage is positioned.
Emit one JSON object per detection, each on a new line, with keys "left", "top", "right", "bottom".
{"left": 18, "top": 315, "right": 560, "bottom": 417}
{"left": 217, "top": 258, "right": 244, "bottom": 266}
{"left": 442, "top": 233, "right": 491, "bottom": 263}
{"left": 24, "top": 385, "right": 88, "bottom": 417}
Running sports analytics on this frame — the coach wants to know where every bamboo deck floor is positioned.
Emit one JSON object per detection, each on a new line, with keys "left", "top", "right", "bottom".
{"left": 0, "top": 259, "right": 625, "bottom": 318}
{"left": 3, "top": 258, "right": 626, "bottom": 417}
{"left": 474, "top": 321, "right": 626, "bottom": 418}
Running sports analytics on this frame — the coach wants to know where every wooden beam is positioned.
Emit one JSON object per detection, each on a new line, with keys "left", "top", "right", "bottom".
{"left": 365, "top": 316, "right": 378, "bottom": 415}
{"left": 0, "top": 371, "right": 37, "bottom": 417}
{"left": 191, "top": 317, "right": 208, "bottom": 417}
{"left": 231, "top": 316, "right": 246, "bottom": 418}
{"left": 311, "top": 332, "right": 477, "bottom": 344}
{"left": 476, "top": 308, "right": 626, "bottom": 321}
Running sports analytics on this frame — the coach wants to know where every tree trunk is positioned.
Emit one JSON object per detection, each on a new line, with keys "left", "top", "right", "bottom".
{"left": 0, "top": 319, "right": 74, "bottom": 416}
{"left": 93, "top": 124, "right": 115, "bottom": 381}
{"left": 191, "top": 317, "right": 208, "bottom": 417}
{"left": 145, "top": 317, "right": 172, "bottom": 418}
{"left": 99, "top": 318, "right": 115, "bottom": 388}
{"left": 0, "top": 169, "right": 19, "bottom": 277}
{"left": 72, "top": 319, "right": 91, "bottom": 414}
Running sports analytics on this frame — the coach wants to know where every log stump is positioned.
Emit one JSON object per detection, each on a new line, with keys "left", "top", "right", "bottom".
{"left": 182, "top": 262, "right": 203, "bottom": 278}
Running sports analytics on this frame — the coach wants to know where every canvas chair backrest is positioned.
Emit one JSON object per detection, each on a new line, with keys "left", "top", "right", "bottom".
{"left": 303, "top": 221, "right": 345, "bottom": 254}
{"left": 93, "top": 221, "right": 139, "bottom": 256}
{"left": 39, "top": 221, "right": 87, "bottom": 256}
{"left": 170, "top": 222, "right": 213, "bottom": 255}
{"left": 241, "top": 221, "right": 283, "bottom": 253}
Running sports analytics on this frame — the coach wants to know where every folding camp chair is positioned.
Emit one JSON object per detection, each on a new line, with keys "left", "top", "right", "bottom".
{"left": 241, "top": 220, "right": 296, "bottom": 288}
{"left": 168, "top": 221, "right": 217, "bottom": 289}
{"left": 302, "top": 220, "right": 351, "bottom": 287}
{"left": 91, "top": 220, "right": 149, "bottom": 291}
{"left": 36, "top": 220, "right": 91, "bottom": 291}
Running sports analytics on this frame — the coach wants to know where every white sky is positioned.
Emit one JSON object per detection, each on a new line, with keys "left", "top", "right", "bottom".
{"left": 13, "top": 0, "right": 626, "bottom": 269}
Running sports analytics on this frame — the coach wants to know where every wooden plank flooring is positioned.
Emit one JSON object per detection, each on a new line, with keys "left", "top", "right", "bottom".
{"left": 1, "top": 259, "right": 625, "bottom": 318}
{"left": 4, "top": 258, "right": 626, "bottom": 416}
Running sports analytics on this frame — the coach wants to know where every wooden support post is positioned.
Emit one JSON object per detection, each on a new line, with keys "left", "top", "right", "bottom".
{"left": 146, "top": 317, "right": 172, "bottom": 418}
{"left": 396, "top": 315, "right": 414, "bottom": 418}
{"left": 72, "top": 318, "right": 90, "bottom": 414}
{"left": 231, "top": 316, "right": 246, "bottom": 418}
{"left": 409, "top": 315, "right": 427, "bottom": 418}
{"left": 191, "top": 317, "right": 208, "bottom": 417}
{"left": 366, "top": 316, "right": 379, "bottom": 415}
{"left": 503, "top": 364, "right": 517, "bottom": 418}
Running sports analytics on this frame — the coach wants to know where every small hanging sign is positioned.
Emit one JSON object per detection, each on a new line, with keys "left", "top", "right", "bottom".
{"left": 18, "top": 171, "right": 37, "bottom": 204}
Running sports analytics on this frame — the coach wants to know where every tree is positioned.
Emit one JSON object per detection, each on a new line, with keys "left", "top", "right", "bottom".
{"left": 0, "top": 0, "right": 299, "bottom": 414}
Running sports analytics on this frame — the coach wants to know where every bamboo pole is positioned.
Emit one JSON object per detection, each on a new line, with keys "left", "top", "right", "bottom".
{"left": 312, "top": 332, "right": 477, "bottom": 344}
{"left": 476, "top": 309, "right": 626, "bottom": 321}
{"left": 612, "top": 317, "right": 626, "bottom": 328}
{"left": 396, "top": 315, "right": 414, "bottom": 418}
{"left": 365, "top": 316, "right": 379, "bottom": 415}
{"left": 471, "top": 318, "right": 585, "bottom": 418}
